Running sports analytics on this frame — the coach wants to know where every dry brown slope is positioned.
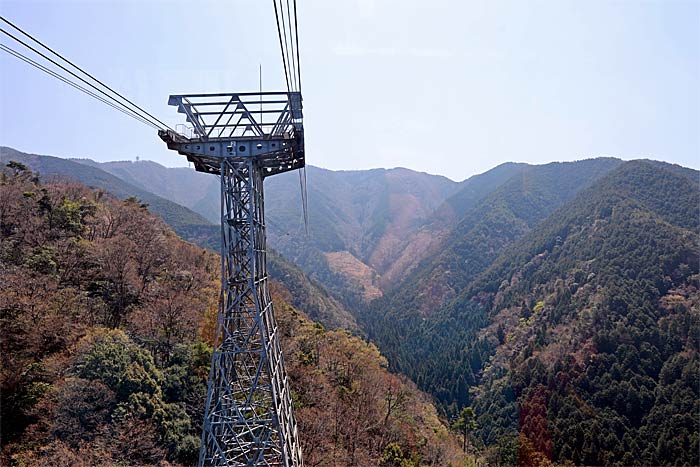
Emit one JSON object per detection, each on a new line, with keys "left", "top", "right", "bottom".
{"left": 0, "top": 164, "right": 473, "bottom": 467}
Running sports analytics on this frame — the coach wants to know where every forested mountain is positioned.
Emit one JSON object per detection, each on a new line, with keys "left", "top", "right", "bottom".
{"left": 0, "top": 164, "right": 469, "bottom": 467}
{"left": 378, "top": 158, "right": 622, "bottom": 315}
{"left": 0, "top": 147, "right": 219, "bottom": 250}
{"left": 268, "top": 252, "right": 358, "bottom": 331}
{"left": 41, "top": 151, "right": 625, "bottom": 319}
{"left": 3, "top": 146, "right": 698, "bottom": 466}
{"left": 0, "top": 148, "right": 356, "bottom": 331}
{"left": 365, "top": 160, "right": 700, "bottom": 465}
{"left": 72, "top": 158, "right": 216, "bottom": 217}
{"left": 70, "top": 156, "right": 462, "bottom": 306}
{"left": 72, "top": 156, "right": 591, "bottom": 310}
{"left": 465, "top": 160, "right": 700, "bottom": 465}
{"left": 380, "top": 162, "right": 528, "bottom": 287}
{"left": 76, "top": 159, "right": 460, "bottom": 268}
{"left": 361, "top": 159, "right": 623, "bottom": 387}
{"left": 9, "top": 148, "right": 527, "bottom": 312}
{"left": 264, "top": 166, "right": 461, "bottom": 305}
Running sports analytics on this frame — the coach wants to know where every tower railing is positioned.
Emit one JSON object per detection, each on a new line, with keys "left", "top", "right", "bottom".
{"left": 159, "top": 91, "right": 304, "bottom": 177}
{"left": 167, "top": 91, "right": 303, "bottom": 140}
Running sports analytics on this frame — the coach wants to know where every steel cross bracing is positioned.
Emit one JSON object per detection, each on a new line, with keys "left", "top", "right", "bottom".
{"left": 201, "top": 158, "right": 302, "bottom": 466}
{"left": 159, "top": 92, "right": 304, "bottom": 177}
{"left": 159, "top": 91, "right": 304, "bottom": 467}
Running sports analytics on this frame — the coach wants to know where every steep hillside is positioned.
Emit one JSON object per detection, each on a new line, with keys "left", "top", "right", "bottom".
{"left": 1, "top": 148, "right": 358, "bottom": 332}
{"left": 268, "top": 252, "right": 358, "bottom": 331}
{"left": 389, "top": 158, "right": 622, "bottom": 314}
{"left": 0, "top": 147, "right": 218, "bottom": 250}
{"left": 381, "top": 162, "right": 528, "bottom": 287}
{"left": 375, "top": 161, "right": 700, "bottom": 465}
{"left": 72, "top": 159, "right": 216, "bottom": 214}
{"left": 72, "top": 157, "right": 463, "bottom": 307}
{"left": 0, "top": 165, "right": 469, "bottom": 467}
{"left": 468, "top": 161, "right": 700, "bottom": 465}
{"left": 263, "top": 165, "right": 461, "bottom": 305}
{"left": 362, "top": 159, "right": 622, "bottom": 385}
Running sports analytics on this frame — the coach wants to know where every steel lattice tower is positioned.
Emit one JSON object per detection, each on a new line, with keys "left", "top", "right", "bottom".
{"left": 159, "top": 91, "right": 304, "bottom": 467}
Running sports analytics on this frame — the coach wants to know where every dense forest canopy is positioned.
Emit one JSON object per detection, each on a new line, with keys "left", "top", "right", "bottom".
{"left": 361, "top": 160, "right": 700, "bottom": 465}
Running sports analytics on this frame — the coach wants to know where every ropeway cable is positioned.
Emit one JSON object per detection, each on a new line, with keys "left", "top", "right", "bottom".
{"left": 0, "top": 42, "right": 161, "bottom": 130}
{"left": 0, "top": 16, "right": 174, "bottom": 131}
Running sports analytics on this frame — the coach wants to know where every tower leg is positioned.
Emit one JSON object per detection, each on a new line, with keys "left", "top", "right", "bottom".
{"left": 198, "top": 157, "right": 303, "bottom": 467}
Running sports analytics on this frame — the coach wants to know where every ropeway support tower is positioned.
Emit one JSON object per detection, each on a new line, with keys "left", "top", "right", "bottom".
{"left": 159, "top": 90, "right": 304, "bottom": 467}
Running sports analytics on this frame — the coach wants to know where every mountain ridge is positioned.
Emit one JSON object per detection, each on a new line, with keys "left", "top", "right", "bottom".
{"left": 0, "top": 147, "right": 357, "bottom": 331}
{"left": 361, "top": 159, "right": 699, "bottom": 465}
{"left": 0, "top": 164, "right": 468, "bottom": 466}
{"left": 0, "top": 147, "right": 219, "bottom": 249}
{"left": 360, "top": 158, "right": 625, "bottom": 383}
{"left": 463, "top": 160, "right": 699, "bottom": 465}
{"left": 68, "top": 156, "right": 464, "bottom": 306}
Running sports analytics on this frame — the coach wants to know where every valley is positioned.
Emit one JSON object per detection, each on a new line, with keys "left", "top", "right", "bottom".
{"left": 1, "top": 147, "right": 698, "bottom": 466}
{"left": 1, "top": 1, "right": 696, "bottom": 466}
{"left": 0, "top": 161, "right": 470, "bottom": 466}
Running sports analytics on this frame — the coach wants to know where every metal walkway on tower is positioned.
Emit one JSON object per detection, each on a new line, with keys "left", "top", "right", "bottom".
{"left": 159, "top": 91, "right": 304, "bottom": 176}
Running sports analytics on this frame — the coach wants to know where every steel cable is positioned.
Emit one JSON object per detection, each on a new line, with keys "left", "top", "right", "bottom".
{"left": 0, "top": 16, "right": 174, "bottom": 131}
{"left": 0, "top": 43, "right": 161, "bottom": 130}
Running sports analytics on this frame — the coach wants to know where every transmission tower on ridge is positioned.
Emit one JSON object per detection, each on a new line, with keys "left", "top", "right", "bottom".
{"left": 159, "top": 90, "right": 304, "bottom": 466}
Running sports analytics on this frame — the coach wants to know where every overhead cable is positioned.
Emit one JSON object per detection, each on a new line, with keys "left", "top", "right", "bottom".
{"left": 272, "top": 0, "right": 292, "bottom": 92}
{"left": 299, "top": 165, "right": 308, "bottom": 235}
{"left": 293, "top": 0, "right": 301, "bottom": 91}
{"left": 282, "top": 0, "right": 297, "bottom": 92}
{"left": 272, "top": 0, "right": 301, "bottom": 93}
{"left": 0, "top": 16, "right": 173, "bottom": 131}
{"left": 0, "top": 43, "right": 161, "bottom": 130}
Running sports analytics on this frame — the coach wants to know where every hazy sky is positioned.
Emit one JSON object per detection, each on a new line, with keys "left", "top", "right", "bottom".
{"left": 1, "top": 0, "right": 698, "bottom": 181}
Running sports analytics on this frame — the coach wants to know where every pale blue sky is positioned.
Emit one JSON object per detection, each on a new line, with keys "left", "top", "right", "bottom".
{"left": 0, "top": 0, "right": 698, "bottom": 181}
